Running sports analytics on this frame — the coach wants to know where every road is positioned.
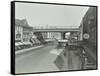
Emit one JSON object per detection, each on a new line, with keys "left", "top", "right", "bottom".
{"left": 15, "top": 44, "right": 60, "bottom": 74}
{"left": 15, "top": 43, "right": 83, "bottom": 74}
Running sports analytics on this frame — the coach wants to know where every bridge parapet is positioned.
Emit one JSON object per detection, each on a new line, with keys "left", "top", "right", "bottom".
{"left": 33, "top": 26, "right": 79, "bottom": 30}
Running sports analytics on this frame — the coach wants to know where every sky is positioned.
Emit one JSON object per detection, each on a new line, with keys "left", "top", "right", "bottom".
{"left": 15, "top": 2, "right": 89, "bottom": 27}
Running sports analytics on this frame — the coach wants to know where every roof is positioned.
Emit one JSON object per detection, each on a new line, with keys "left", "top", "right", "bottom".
{"left": 15, "top": 19, "right": 33, "bottom": 30}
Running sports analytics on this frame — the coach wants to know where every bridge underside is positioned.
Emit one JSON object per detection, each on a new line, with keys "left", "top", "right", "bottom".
{"left": 33, "top": 30, "right": 80, "bottom": 41}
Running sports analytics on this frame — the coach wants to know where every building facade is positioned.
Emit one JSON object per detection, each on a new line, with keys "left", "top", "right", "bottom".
{"left": 15, "top": 19, "right": 33, "bottom": 42}
{"left": 80, "top": 7, "right": 97, "bottom": 69}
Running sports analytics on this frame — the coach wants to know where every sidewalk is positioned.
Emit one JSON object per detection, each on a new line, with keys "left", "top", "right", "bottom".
{"left": 15, "top": 45, "right": 44, "bottom": 55}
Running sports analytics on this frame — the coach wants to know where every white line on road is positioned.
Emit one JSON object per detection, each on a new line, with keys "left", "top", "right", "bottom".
{"left": 50, "top": 49, "right": 64, "bottom": 55}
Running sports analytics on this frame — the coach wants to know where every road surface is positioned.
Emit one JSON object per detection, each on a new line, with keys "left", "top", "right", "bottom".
{"left": 15, "top": 44, "right": 60, "bottom": 74}
{"left": 15, "top": 43, "right": 83, "bottom": 74}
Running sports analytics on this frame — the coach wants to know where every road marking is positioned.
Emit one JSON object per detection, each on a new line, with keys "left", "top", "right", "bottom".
{"left": 50, "top": 49, "right": 63, "bottom": 55}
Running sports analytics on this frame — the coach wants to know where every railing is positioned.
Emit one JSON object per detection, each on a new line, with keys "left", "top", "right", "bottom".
{"left": 33, "top": 26, "right": 79, "bottom": 30}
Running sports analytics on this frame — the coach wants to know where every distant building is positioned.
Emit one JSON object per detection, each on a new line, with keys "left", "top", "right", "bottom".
{"left": 47, "top": 32, "right": 61, "bottom": 40}
{"left": 42, "top": 32, "right": 48, "bottom": 39}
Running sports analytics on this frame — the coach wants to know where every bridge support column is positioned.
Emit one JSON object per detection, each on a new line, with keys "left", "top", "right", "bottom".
{"left": 61, "top": 32, "right": 66, "bottom": 39}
